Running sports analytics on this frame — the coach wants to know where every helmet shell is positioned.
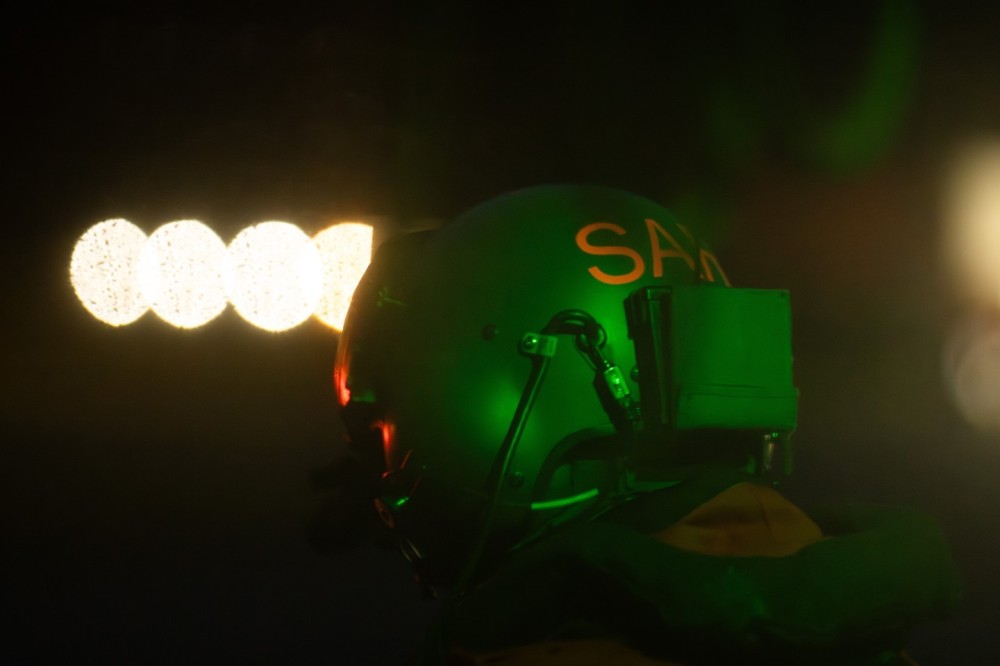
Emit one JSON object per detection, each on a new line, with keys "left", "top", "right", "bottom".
{"left": 335, "top": 185, "right": 727, "bottom": 576}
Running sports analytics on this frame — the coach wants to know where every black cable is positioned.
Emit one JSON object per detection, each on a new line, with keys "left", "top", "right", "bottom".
{"left": 416, "top": 350, "right": 552, "bottom": 665}
{"left": 414, "top": 309, "right": 623, "bottom": 663}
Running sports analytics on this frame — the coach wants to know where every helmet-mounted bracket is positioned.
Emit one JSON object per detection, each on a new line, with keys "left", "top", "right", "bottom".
{"left": 760, "top": 431, "right": 794, "bottom": 480}
{"left": 625, "top": 285, "right": 798, "bottom": 478}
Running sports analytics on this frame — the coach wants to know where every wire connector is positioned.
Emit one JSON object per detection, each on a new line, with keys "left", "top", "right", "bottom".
{"left": 599, "top": 365, "right": 630, "bottom": 402}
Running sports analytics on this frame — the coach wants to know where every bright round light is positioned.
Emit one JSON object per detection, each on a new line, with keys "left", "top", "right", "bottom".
{"left": 944, "top": 140, "right": 1000, "bottom": 304}
{"left": 137, "top": 220, "right": 228, "bottom": 329}
{"left": 312, "top": 222, "right": 373, "bottom": 331}
{"left": 70, "top": 219, "right": 149, "bottom": 326}
{"left": 225, "top": 221, "right": 323, "bottom": 332}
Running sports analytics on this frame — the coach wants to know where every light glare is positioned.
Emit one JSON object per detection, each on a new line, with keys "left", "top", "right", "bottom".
{"left": 225, "top": 222, "right": 323, "bottom": 332}
{"left": 944, "top": 316, "right": 1000, "bottom": 431}
{"left": 138, "top": 220, "right": 228, "bottom": 328}
{"left": 70, "top": 219, "right": 149, "bottom": 326}
{"left": 313, "top": 223, "right": 373, "bottom": 331}
{"left": 944, "top": 140, "right": 1000, "bottom": 304}
{"left": 71, "top": 218, "right": 372, "bottom": 332}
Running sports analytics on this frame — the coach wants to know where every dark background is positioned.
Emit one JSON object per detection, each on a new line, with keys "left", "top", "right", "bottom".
{"left": 3, "top": 2, "right": 999, "bottom": 663}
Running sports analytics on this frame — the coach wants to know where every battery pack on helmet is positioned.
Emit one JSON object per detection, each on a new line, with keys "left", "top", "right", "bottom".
{"left": 625, "top": 286, "right": 798, "bottom": 437}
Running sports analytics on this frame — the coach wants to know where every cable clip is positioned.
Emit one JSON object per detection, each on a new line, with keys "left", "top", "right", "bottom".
{"left": 520, "top": 332, "right": 558, "bottom": 358}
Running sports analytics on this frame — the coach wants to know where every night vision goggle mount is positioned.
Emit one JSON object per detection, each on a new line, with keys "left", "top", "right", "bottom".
{"left": 512, "top": 284, "right": 798, "bottom": 492}
{"left": 624, "top": 285, "right": 798, "bottom": 478}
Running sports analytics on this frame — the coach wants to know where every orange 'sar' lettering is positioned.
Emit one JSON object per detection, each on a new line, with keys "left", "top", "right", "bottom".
{"left": 645, "top": 218, "right": 695, "bottom": 276}
{"left": 575, "top": 222, "right": 645, "bottom": 285}
{"left": 676, "top": 222, "right": 696, "bottom": 243}
{"left": 699, "top": 249, "right": 731, "bottom": 286}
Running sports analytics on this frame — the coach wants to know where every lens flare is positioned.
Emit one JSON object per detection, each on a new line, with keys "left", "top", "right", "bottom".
{"left": 944, "top": 316, "right": 1000, "bottom": 431}
{"left": 225, "top": 222, "right": 323, "bottom": 332}
{"left": 70, "top": 219, "right": 149, "bottom": 326}
{"left": 313, "top": 222, "right": 373, "bottom": 331}
{"left": 944, "top": 140, "right": 1000, "bottom": 304}
{"left": 137, "top": 220, "right": 228, "bottom": 328}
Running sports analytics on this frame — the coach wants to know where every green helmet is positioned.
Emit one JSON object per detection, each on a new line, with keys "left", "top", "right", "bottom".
{"left": 334, "top": 185, "right": 791, "bottom": 585}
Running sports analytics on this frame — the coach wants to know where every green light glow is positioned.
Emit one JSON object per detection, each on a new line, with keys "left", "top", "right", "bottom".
{"left": 530, "top": 488, "right": 599, "bottom": 511}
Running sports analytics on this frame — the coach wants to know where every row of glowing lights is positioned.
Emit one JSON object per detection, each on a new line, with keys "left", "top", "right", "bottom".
{"left": 62, "top": 140, "right": 1000, "bottom": 432}
{"left": 70, "top": 219, "right": 372, "bottom": 332}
